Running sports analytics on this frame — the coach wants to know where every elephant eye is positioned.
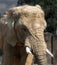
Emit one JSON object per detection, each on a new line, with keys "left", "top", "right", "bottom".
{"left": 21, "top": 26, "right": 28, "bottom": 32}
{"left": 21, "top": 25, "right": 30, "bottom": 35}
{"left": 22, "top": 27, "right": 27, "bottom": 32}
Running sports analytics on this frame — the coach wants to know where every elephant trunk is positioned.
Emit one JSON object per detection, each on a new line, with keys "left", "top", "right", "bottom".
{"left": 29, "top": 36, "right": 47, "bottom": 65}
{"left": 33, "top": 44, "right": 47, "bottom": 65}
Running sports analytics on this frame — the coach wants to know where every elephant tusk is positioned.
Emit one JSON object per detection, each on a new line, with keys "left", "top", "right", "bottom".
{"left": 26, "top": 47, "right": 54, "bottom": 57}
{"left": 26, "top": 47, "right": 31, "bottom": 54}
{"left": 46, "top": 48, "right": 54, "bottom": 57}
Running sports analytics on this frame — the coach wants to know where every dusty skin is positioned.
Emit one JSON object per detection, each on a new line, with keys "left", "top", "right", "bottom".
{"left": 0, "top": 5, "right": 47, "bottom": 65}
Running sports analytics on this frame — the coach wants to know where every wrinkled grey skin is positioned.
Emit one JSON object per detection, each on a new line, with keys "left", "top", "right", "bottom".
{"left": 0, "top": 5, "right": 47, "bottom": 65}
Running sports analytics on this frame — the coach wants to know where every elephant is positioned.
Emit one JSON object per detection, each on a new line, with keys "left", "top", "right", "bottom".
{"left": 0, "top": 5, "right": 49, "bottom": 65}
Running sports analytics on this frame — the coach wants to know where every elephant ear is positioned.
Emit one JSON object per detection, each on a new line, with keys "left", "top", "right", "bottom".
{"left": 6, "top": 20, "right": 17, "bottom": 47}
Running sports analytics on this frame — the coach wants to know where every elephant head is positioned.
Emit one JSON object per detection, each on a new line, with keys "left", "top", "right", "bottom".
{"left": 1, "top": 5, "right": 47, "bottom": 65}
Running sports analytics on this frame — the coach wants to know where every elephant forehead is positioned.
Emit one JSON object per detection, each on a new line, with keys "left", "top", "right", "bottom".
{"left": 32, "top": 22, "right": 41, "bottom": 29}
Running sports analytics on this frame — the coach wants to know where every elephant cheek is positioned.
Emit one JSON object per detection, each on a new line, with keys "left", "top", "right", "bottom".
{"left": 6, "top": 28, "right": 17, "bottom": 47}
